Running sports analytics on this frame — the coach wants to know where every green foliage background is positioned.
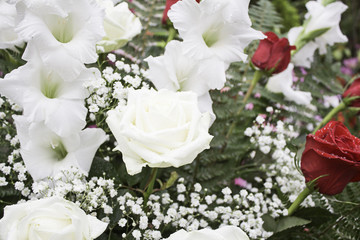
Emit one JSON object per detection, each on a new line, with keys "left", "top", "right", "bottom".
{"left": 0, "top": 0, "right": 359, "bottom": 239}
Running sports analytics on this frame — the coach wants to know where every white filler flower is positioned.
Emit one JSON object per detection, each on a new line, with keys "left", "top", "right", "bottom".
{"left": 168, "top": 0, "right": 264, "bottom": 68}
{"left": 14, "top": 115, "right": 107, "bottom": 181}
{"left": 106, "top": 89, "right": 213, "bottom": 175}
{"left": 16, "top": 0, "right": 105, "bottom": 79}
{"left": 266, "top": 63, "right": 312, "bottom": 106}
{"left": 0, "top": 55, "right": 100, "bottom": 137}
{"left": 96, "top": 0, "right": 142, "bottom": 52}
{"left": 165, "top": 226, "right": 249, "bottom": 240}
{"left": 0, "top": 196, "right": 107, "bottom": 240}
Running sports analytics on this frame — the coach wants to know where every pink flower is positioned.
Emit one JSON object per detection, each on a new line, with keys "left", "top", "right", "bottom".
{"left": 245, "top": 103, "right": 254, "bottom": 110}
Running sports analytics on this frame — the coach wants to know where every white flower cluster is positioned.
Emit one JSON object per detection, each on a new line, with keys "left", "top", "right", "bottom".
{"left": 0, "top": 110, "right": 30, "bottom": 196}
{"left": 84, "top": 53, "right": 150, "bottom": 122}
{"left": 115, "top": 178, "right": 283, "bottom": 239}
{"left": 245, "top": 116, "right": 316, "bottom": 207}
{"left": 27, "top": 167, "right": 117, "bottom": 220}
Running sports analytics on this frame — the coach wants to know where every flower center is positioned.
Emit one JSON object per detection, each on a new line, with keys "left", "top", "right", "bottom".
{"left": 45, "top": 14, "right": 76, "bottom": 43}
{"left": 202, "top": 27, "right": 220, "bottom": 48}
{"left": 50, "top": 139, "right": 68, "bottom": 161}
{"left": 40, "top": 71, "right": 63, "bottom": 99}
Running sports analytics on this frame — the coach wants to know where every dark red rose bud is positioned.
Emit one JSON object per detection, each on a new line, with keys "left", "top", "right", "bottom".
{"left": 251, "top": 32, "right": 296, "bottom": 74}
{"left": 162, "top": 0, "right": 200, "bottom": 25}
{"left": 342, "top": 77, "right": 360, "bottom": 107}
{"left": 301, "top": 121, "right": 360, "bottom": 195}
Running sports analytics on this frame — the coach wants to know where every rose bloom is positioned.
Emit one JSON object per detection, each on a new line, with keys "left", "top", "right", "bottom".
{"left": 106, "top": 89, "right": 213, "bottom": 175}
{"left": 165, "top": 226, "right": 249, "bottom": 240}
{"left": 0, "top": 197, "right": 107, "bottom": 240}
{"left": 301, "top": 121, "right": 360, "bottom": 195}
{"left": 342, "top": 77, "right": 360, "bottom": 107}
{"left": 96, "top": 0, "right": 142, "bottom": 52}
{"left": 252, "top": 32, "right": 295, "bottom": 74}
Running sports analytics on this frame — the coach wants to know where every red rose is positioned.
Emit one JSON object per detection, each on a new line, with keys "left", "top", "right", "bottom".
{"left": 162, "top": 0, "right": 200, "bottom": 24}
{"left": 342, "top": 77, "right": 360, "bottom": 107}
{"left": 251, "top": 32, "right": 295, "bottom": 74}
{"left": 301, "top": 121, "right": 360, "bottom": 195}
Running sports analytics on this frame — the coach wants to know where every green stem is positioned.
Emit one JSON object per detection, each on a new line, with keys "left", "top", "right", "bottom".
{"left": 166, "top": 27, "right": 177, "bottom": 44}
{"left": 312, "top": 101, "right": 347, "bottom": 134}
{"left": 143, "top": 168, "right": 158, "bottom": 206}
{"left": 226, "top": 70, "right": 263, "bottom": 138}
{"left": 322, "top": 0, "right": 336, "bottom": 6}
{"left": 287, "top": 187, "right": 314, "bottom": 216}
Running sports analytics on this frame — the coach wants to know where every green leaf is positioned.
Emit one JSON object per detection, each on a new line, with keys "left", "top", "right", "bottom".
{"left": 303, "top": 27, "right": 331, "bottom": 42}
{"left": 276, "top": 216, "right": 311, "bottom": 232}
{"left": 262, "top": 215, "right": 311, "bottom": 233}
{"left": 262, "top": 214, "right": 278, "bottom": 232}
{"left": 295, "top": 207, "right": 336, "bottom": 227}
{"left": 162, "top": 171, "right": 179, "bottom": 190}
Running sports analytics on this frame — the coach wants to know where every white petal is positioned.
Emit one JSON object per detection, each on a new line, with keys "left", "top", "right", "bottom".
{"left": 291, "top": 41, "right": 318, "bottom": 68}
{"left": 145, "top": 55, "right": 179, "bottom": 91}
{"left": 215, "top": 226, "right": 250, "bottom": 240}
{"left": 72, "top": 128, "right": 107, "bottom": 173}
{"left": 145, "top": 40, "right": 226, "bottom": 95}
{"left": 288, "top": 26, "right": 303, "bottom": 45}
{"left": 87, "top": 215, "right": 108, "bottom": 238}
{"left": 267, "top": 64, "right": 312, "bottom": 106}
{"left": 315, "top": 25, "right": 348, "bottom": 54}
{"left": 168, "top": 0, "right": 201, "bottom": 36}
{"left": 0, "top": 1, "right": 23, "bottom": 49}
{"left": 42, "top": 99, "right": 87, "bottom": 137}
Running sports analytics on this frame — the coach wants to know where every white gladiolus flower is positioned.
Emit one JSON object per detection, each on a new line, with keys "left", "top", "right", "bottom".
{"left": 288, "top": 27, "right": 318, "bottom": 68}
{"left": 266, "top": 64, "right": 312, "bottom": 106}
{"left": 165, "top": 226, "right": 249, "bottom": 240}
{"left": 106, "top": 89, "right": 213, "bottom": 175}
{"left": 0, "top": 1, "right": 23, "bottom": 50}
{"left": 145, "top": 40, "right": 224, "bottom": 122}
{"left": 289, "top": 0, "right": 347, "bottom": 67}
{"left": 145, "top": 40, "right": 226, "bottom": 95}
{"left": 96, "top": 0, "right": 142, "bottom": 52}
{"left": 304, "top": 0, "right": 348, "bottom": 54}
{"left": 0, "top": 53, "right": 100, "bottom": 137}
{"left": 14, "top": 115, "right": 107, "bottom": 181}
{"left": 16, "top": 0, "right": 105, "bottom": 79}
{"left": 168, "top": 0, "right": 265, "bottom": 67}
{"left": 0, "top": 196, "right": 108, "bottom": 240}
{"left": 221, "top": 0, "right": 252, "bottom": 24}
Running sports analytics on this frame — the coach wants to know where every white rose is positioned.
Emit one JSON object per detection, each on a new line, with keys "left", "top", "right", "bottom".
{"left": 97, "top": 1, "right": 142, "bottom": 52}
{"left": 165, "top": 226, "right": 249, "bottom": 240}
{"left": 106, "top": 89, "right": 213, "bottom": 175}
{"left": 0, "top": 197, "right": 108, "bottom": 240}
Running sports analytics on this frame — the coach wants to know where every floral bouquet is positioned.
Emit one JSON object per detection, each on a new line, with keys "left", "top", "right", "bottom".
{"left": 0, "top": 0, "right": 359, "bottom": 239}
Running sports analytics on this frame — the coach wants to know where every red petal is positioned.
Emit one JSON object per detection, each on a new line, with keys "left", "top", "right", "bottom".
{"left": 266, "top": 38, "right": 292, "bottom": 73}
{"left": 301, "top": 148, "right": 360, "bottom": 195}
{"left": 304, "top": 135, "right": 355, "bottom": 161}
{"left": 264, "top": 31, "right": 279, "bottom": 43}
{"left": 251, "top": 38, "right": 273, "bottom": 68}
